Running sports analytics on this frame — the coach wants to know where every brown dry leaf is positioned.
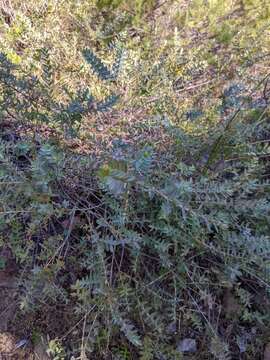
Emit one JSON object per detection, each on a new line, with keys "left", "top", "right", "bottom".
{"left": 0, "top": 333, "right": 17, "bottom": 354}
{"left": 264, "top": 343, "right": 270, "bottom": 360}
{"left": 0, "top": 332, "right": 32, "bottom": 359}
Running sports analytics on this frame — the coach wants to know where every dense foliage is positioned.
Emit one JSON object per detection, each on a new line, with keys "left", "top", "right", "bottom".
{"left": 0, "top": 0, "right": 269, "bottom": 359}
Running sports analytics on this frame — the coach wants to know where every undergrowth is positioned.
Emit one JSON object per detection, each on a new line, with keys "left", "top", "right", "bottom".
{"left": 0, "top": 1, "right": 270, "bottom": 359}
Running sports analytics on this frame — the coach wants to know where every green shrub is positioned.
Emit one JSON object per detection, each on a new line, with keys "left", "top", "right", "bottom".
{"left": 0, "top": 1, "right": 270, "bottom": 359}
{"left": 1, "top": 82, "right": 270, "bottom": 358}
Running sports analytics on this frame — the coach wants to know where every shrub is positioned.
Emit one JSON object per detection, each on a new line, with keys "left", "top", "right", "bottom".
{"left": 0, "top": 1, "right": 270, "bottom": 359}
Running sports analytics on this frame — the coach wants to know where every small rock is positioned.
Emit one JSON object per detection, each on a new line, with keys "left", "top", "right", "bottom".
{"left": 177, "top": 338, "right": 197, "bottom": 353}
